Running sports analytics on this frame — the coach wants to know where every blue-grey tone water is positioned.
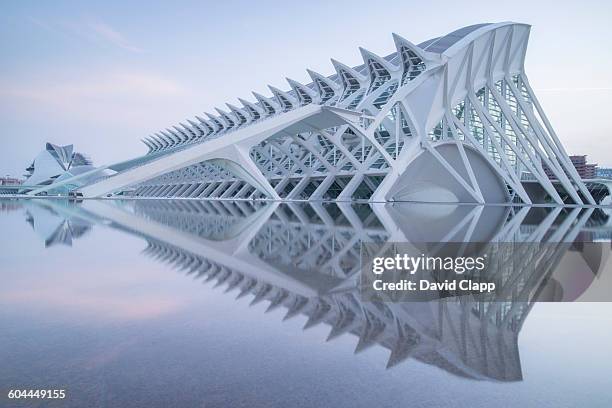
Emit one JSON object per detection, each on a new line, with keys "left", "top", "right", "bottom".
{"left": 1, "top": 199, "right": 612, "bottom": 407}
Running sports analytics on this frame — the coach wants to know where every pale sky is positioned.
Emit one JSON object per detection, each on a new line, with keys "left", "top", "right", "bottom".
{"left": 2, "top": 0, "right": 612, "bottom": 177}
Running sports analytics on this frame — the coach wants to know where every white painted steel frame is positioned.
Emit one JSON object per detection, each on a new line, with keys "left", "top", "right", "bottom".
{"left": 76, "top": 23, "right": 593, "bottom": 205}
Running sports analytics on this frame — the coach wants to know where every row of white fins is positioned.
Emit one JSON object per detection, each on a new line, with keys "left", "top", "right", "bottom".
{"left": 141, "top": 33, "right": 435, "bottom": 154}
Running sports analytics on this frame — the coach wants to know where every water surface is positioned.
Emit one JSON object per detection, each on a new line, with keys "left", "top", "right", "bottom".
{"left": 1, "top": 199, "right": 612, "bottom": 407}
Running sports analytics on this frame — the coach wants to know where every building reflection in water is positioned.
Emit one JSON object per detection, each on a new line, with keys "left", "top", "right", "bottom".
{"left": 0, "top": 200, "right": 23, "bottom": 213}
{"left": 25, "top": 203, "right": 92, "bottom": 247}
{"left": 18, "top": 199, "right": 612, "bottom": 382}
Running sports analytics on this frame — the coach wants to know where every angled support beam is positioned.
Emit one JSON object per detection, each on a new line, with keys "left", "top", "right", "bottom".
{"left": 79, "top": 105, "right": 361, "bottom": 198}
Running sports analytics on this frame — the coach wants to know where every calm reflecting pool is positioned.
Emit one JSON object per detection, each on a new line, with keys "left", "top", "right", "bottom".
{"left": 1, "top": 199, "right": 612, "bottom": 407}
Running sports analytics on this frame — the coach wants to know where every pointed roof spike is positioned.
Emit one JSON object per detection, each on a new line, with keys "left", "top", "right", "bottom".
{"left": 145, "top": 136, "right": 159, "bottom": 150}
{"left": 331, "top": 58, "right": 368, "bottom": 101}
{"left": 286, "top": 77, "right": 316, "bottom": 95}
{"left": 385, "top": 318, "right": 418, "bottom": 369}
{"left": 214, "top": 107, "right": 236, "bottom": 126}
{"left": 285, "top": 77, "right": 302, "bottom": 87}
{"left": 141, "top": 138, "right": 153, "bottom": 152}
{"left": 238, "top": 97, "right": 263, "bottom": 121}
{"left": 235, "top": 288, "right": 249, "bottom": 299}
{"left": 150, "top": 135, "right": 163, "bottom": 149}
{"left": 359, "top": 47, "right": 398, "bottom": 71}
{"left": 285, "top": 77, "right": 306, "bottom": 88}
{"left": 265, "top": 289, "right": 288, "bottom": 313}
{"left": 330, "top": 58, "right": 367, "bottom": 81}
{"left": 238, "top": 97, "right": 264, "bottom": 114}
{"left": 161, "top": 131, "right": 177, "bottom": 146}
{"left": 143, "top": 137, "right": 154, "bottom": 150}
{"left": 186, "top": 119, "right": 200, "bottom": 128}
{"left": 189, "top": 121, "right": 206, "bottom": 137}
{"left": 163, "top": 128, "right": 177, "bottom": 139}
{"left": 212, "top": 272, "right": 229, "bottom": 288}
{"left": 391, "top": 33, "right": 432, "bottom": 85}
{"left": 226, "top": 103, "right": 241, "bottom": 112}
{"left": 359, "top": 46, "right": 397, "bottom": 94}
{"left": 224, "top": 274, "right": 244, "bottom": 293}
{"left": 283, "top": 297, "right": 308, "bottom": 321}
{"left": 303, "top": 301, "right": 331, "bottom": 330}
{"left": 155, "top": 132, "right": 170, "bottom": 147}
{"left": 391, "top": 32, "right": 428, "bottom": 61}
{"left": 226, "top": 103, "right": 248, "bottom": 124}
{"left": 238, "top": 97, "right": 258, "bottom": 108}
{"left": 205, "top": 262, "right": 221, "bottom": 277}
{"left": 286, "top": 77, "right": 318, "bottom": 105}
{"left": 386, "top": 339, "right": 417, "bottom": 369}
{"left": 307, "top": 68, "right": 341, "bottom": 88}
{"left": 302, "top": 317, "right": 320, "bottom": 330}
{"left": 147, "top": 137, "right": 158, "bottom": 151}
{"left": 268, "top": 85, "right": 296, "bottom": 111}
{"left": 205, "top": 112, "right": 224, "bottom": 130}
{"left": 173, "top": 124, "right": 187, "bottom": 133}
{"left": 268, "top": 85, "right": 297, "bottom": 102}
{"left": 172, "top": 125, "right": 189, "bottom": 140}
{"left": 194, "top": 116, "right": 214, "bottom": 134}
{"left": 391, "top": 32, "right": 405, "bottom": 43}
{"left": 252, "top": 91, "right": 278, "bottom": 115}
{"left": 250, "top": 284, "right": 272, "bottom": 306}
{"left": 306, "top": 69, "right": 341, "bottom": 103}
{"left": 236, "top": 278, "right": 257, "bottom": 299}
{"left": 179, "top": 122, "right": 198, "bottom": 138}
{"left": 173, "top": 125, "right": 190, "bottom": 141}
{"left": 252, "top": 91, "right": 278, "bottom": 106}
{"left": 326, "top": 316, "right": 356, "bottom": 341}
{"left": 152, "top": 132, "right": 163, "bottom": 144}
{"left": 164, "top": 129, "right": 182, "bottom": 144}
{"left": 204, "top": 112, "right": 219, "bottom": 121}
{"left": 195, "top": 115, "right": 208, "bottom": 124}
{"left": 355, "top": 313, "right": 386, "bottom": 354}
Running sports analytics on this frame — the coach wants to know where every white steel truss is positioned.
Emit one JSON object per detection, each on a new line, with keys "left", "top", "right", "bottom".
{"left": 76, "top": 23, "right": 594, "bottom": 205}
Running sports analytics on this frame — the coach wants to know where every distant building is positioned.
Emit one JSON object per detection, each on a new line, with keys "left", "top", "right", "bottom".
{"left": 0, "top": 176, "right": 22, "bottom": 185}
{"left": 545, "top": 155, "right": 597, "bottom": 180}
{"left": 596, "top": 167, "right": 612, "bottom": 179}
{"left": 24, "top": 143, "right": 93, "bottom": 186}
{"left": 0, "top": 176, "right": 23, "bottom": 194}
{"left": 570, "top": 155, "right": 597, "bottom": 179}
{"left": 12, "top": 143, "right": 114, "bottom": 196}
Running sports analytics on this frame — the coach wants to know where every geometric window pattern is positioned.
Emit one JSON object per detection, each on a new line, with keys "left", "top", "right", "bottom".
{"left": 110, "top": 23, "right": 594, "bottom": 205}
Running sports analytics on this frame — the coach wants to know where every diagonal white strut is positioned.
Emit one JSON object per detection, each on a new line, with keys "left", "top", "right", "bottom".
{"left": 79, "top": 105, "right": 362, "bottom": 198}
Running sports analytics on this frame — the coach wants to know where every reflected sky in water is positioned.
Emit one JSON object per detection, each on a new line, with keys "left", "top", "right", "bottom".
{"left": 1, "top": 199, "right": 612, "bottom": 408}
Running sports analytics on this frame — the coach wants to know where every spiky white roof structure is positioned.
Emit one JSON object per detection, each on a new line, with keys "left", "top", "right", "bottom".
{"left": 70, "top": 23, "right": 593, "bottom": 204}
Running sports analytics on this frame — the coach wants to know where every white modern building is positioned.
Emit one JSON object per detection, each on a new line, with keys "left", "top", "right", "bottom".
{"left": 33, "top": 23, "right": 596, "bottom": 204}
{"left": 19, "top": 143, "right": 107, "bottom": 194}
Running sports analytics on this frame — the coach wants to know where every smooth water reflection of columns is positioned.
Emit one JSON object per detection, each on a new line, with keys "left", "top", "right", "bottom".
{"left": 17, "top": 198, "right": 612, "bottom": 381}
